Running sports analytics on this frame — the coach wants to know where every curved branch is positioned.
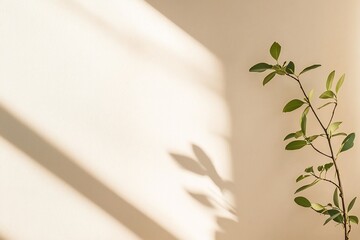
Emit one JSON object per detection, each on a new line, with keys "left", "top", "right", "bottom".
{"left": 310, "top": 173, "right": 340, "bottom": 189}
{"left": 309, "top": 143, "right": 332, "bottom": 158}
{"left": 327, "top": 102, "right": 338, "bottom": 129}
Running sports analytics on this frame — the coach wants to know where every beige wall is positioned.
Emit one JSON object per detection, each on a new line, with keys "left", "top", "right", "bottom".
{"left": 0, "top": 0, "right": 360, "bottom": 240}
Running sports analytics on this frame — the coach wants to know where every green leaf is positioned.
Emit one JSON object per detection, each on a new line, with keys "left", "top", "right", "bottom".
{"left": 286, "top": 61, "right": 295, "bottom": 74}
{"left": 324, "top": 212, "right": 342, "bottom": 225}
{"left": 333, "top": 188, "right": 339, "bottom": 208}
{"left": 328, "top": 122, "right": 342, "bottom": 135}
{"left": 284, "top": 133, "right": 296, "bottom": 141}
{"left": 283, "top": 99, "right": 305, "bottom": 112}
{"left": 318, "top": 102, "right": 334, "bottom": 110}
{"left": 275, "top": 69, "right": 286, "bottom": 75}
{"left": 286, "top": 140, "right": 307, "bottom": 150}
{"left": 295, "top": 130, "right": 303, "bottom": 138}
{"left": 332, "top": 132, "right": 347, "bottom": 137}
{"left": 311, "top": 203, "right": 325, "bottom": 212}
{"left": 263, "top": 71, "right": 276, "bottom": 85}
{"left": 326, "top": 70, "right": 335, "bottom": 90}
{"left": 319, "top": 90, "right": 335, "bottom": 99}
{"left": 340, "top": 133, "right": 355, "bottom": 153}
{"left": 295, "top": 180, "right": 319, "bottom": 194}
{"left": 270, "top": 42, "right": 281, "bottom": 61}
{"left": 307, "top": 135, "right": 318, "bottom": 142}
{"left": 324, "top": 163, "right": 333, "bottom": 171}
{"left": 294, "top": 196, "right": 311, "bottom": 207}
{"left": 349, "top": 215, "right": 359, "bottom": 224}
{"left": 325, "top": 209, "right": 343, "bottom": 223}
{"left": 303, "top": 106, "right": 310, "bottom": 116}
{"left": 317, "top": 165, "right": 324, "bottom": 172}
{"left": 305, "top": 166, "right": 314, "bottom": 173}
{"left": 301, "top": 114, "right": 307, "bottom": 135}
{"left": 299, "top": 64, "right": 321, "bottom": 75}
{"left": 348, "top": 197, "right": 357, "bottom": 212}
{"left": 308, "top": 89, "right": 314, "bottom": 102}
{"left": 296, "top": 174, "right": 311, "bottom": 182}
{"left": 336, "top": 74, "right": 345, "bottom": 93}
{"left": 249, "top": 63, "right": 273, "bottom": 72}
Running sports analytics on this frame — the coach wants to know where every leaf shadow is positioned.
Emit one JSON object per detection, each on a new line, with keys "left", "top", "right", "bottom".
{"left": 170, "top": 143, "right": 239, "bottom": 239}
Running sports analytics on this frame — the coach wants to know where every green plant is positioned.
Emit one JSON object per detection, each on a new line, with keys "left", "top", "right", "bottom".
{"left": 249, "top": 42, "right": 357, "bottom": 240}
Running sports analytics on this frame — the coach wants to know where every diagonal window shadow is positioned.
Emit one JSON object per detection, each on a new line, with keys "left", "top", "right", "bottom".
{"left": 0, "top": 104, "right": 178, "bottom": 240}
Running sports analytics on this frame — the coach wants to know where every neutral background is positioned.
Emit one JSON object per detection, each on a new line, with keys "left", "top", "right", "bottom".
{"left": 1, "top": 0, "right": 360, "bottom": 239}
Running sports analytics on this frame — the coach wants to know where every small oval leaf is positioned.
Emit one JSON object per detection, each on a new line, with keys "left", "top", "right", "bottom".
{"left": 283, "top": 99, "right": 305, "bottom": 112}
{"left": 349, "top": 215, "right": 359, "bottom": 224}
{"left": 332, "top": 132, "right": 347, "bottom": 137}
{"left": 296, "top": 174, "right": 311, "bottom": 182}
{"left": 324, "top": 163, "right": 333, "bottom": 171}
{"left": 326, "top": 70, "right": 335, "bottom": 90}
{"left": 295, "top": 130, "right": 303, "bottom": 138}
{"left": 286, "top": 140, "right": 307, "bottom": 150}
{"left": 328, "top": 122, "right": 342, "bottom": 135}
{"left": 299, "top": 64, "right": 321, "bottom": 75}
{"left": 263, "top": 71, "right": 276, "bottom": 85}
{"left": 270, "top": 42, "right": 281, "bottom": 61}
{"left": 348, "top": 197, "right": 357, "bottom": 212}
{"left": 303, "top": 106, "right": 310, "bottom": 116}
{"left": 286, "top": 61, "right": 295, "bottom": 74}
{"left": 318, "top": 102, "right": 334, "bottom": 110}
{"left": 324, "top": 212, "right": 341, "bottom": 225}
{"left": 333, "top": 188, "right": 339, "bottom": 208}
{"left": 319, "top": 90, "right": 335, "bottom": 99}
{"left": 284, "top": 133, "right": 296, "bottom": 141}
{"left": 340, "top": 133, "right": 355, "bottom": 153}
{"left": 325, "top": 209, "right": 343, "bottom": 224}
{"left": 301, "top": 114, "right": 307, "bottom": 135}
{"left": 309, "top": 89, "right": 314, "bottom": 100}
{"left": 336, "top": 74, "right": 345, "bottom": 93}
{"left": 307, "top": 135, "right": 318, "bottom": 142}
{"left": 294, "top": 196, "right": 311, "bottom": 208}
{"left": 305, "top": 166, "right": 314, "bottom": 173}
{"left": 311, "top": 203, "right": 325, "bottom": 212}
{"left": 295, "top": 180, "right": 319, "bottom": 194}
{"left": 249, "top": 63, "right": 273, "bottom": 72}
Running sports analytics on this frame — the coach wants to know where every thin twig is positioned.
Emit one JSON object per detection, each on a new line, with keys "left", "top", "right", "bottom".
{"left": 327, "top": 102, "right": 338, "bottom": 129}
{"left": 310, "top": 173, "right": 340, "bottom": 189}
{"left": 309, "top": 143, "right": 332, "bottom": 158}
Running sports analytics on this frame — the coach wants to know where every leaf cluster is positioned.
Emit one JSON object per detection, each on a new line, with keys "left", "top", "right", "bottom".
{"left": 249, "top": 42, "right": 322, "bottom": 85}
{"left": 249, "top": 42, "right": 357, "bottom": 233}
{"left": 295, "top": 164, "right": 357, "bottom": 226}
{"left": 294, "top": 193, "right": 358, "bottom": 226}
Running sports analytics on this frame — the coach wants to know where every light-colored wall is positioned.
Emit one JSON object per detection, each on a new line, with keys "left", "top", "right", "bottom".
{"left": 0, "top": 0, "right": 359, "bottom": 240}
{"left": 0, "top": 1, "right": 230, "bottom": 240}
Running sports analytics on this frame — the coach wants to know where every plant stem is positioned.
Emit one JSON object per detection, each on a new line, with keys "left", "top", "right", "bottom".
{"left": 309, "top": 142, "right": 332, "bottom": 158}
{"left": 327, "top": 102, "right": 338, "bottom": 129}
{"left": 286, "top": 74, "right": 349, "bottom": 240}
{"left": 310, "top": 173, "right": 340, "bottom": 189}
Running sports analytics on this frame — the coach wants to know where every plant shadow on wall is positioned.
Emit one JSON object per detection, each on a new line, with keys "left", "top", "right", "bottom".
{"left": 170, "top": 144, "right": 239, "bottom": 240}
{"left": 0, "top": 104, "right": 178, "bottom": 240}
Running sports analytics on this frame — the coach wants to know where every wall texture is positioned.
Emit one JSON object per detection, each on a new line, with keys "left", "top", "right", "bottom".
{"left": 0, "top": 0, "right": 360, "bottom": 240}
